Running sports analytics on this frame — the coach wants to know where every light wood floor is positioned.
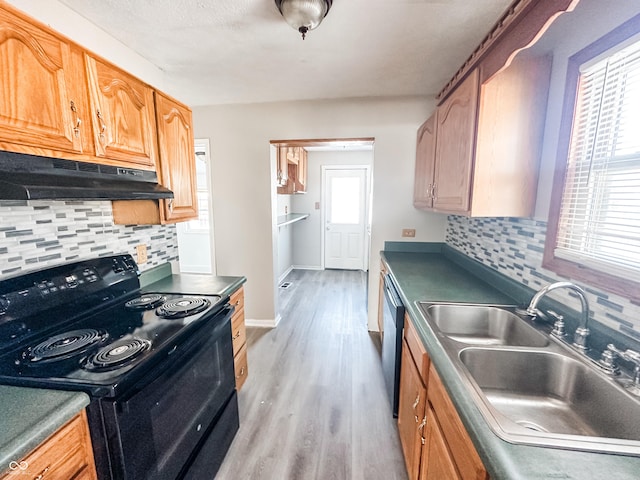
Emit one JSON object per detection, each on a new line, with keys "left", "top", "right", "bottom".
{"left": 216, "top": 269, "right": 408, "bottom": 480}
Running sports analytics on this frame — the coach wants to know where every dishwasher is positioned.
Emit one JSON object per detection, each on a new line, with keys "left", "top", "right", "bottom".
{"left": 381, "top": 273, "right": 405, "bottom": 417}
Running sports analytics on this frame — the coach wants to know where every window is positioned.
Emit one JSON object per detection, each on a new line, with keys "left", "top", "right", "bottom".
{"left": 544, "top": 18, "right": 640, "bottom": 301}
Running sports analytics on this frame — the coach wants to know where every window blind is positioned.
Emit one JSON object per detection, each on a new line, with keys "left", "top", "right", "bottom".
{"left": 555, "top": 38, "right": 640, "bottom": 281}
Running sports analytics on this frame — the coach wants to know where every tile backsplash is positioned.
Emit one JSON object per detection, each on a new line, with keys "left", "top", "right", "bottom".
{"left": 446, "top": 216, "right": 640, "bottom": 341}
{"left": 0, "top": 200, "right": 178, "bottom": 279}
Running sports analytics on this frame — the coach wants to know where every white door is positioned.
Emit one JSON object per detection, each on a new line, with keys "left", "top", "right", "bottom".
{"left": 323, "top": 168, "right": 368, "bottom": 270}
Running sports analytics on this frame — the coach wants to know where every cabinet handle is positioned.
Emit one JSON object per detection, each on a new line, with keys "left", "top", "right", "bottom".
{"left": 431, "top": 184, "right": 437, "bottom": 199}
{"left": 236, "top": 366, "right": 245, "bottom": 378}
{"left": 33, "top": 466, "right": 50, "bottom": 480}
{"left": 418, "top": 415, "right": 427, "bottom": 433}
{"left": 96, "top": 108, "right": 107, "bottom": 140}
{"left": 70, "top": 101, "right": 81, "bottom": 138}
{"left": 412, "top": 392, "right": 420, "bottom": 411}
{"left": 168, "top": 199, "right": 174, "bottom": 212}
{"left": 233, "top": 330, "right": 241, "bottom": 340}
{"left": 235, "top": 300, "right": 241, "bottom": 306}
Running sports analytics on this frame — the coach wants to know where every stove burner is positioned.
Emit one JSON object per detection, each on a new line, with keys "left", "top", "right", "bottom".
{"left": 85, "top": 338, "right": 151, "bottom": 371}
{"left": 156, "top": 297, "right": 211, "bottom": 318}
{"left": 125, "top": 294, "right": 166, "bottom": 310}
{"left": 28, "top": 329, "right": 108, "bottom": 363}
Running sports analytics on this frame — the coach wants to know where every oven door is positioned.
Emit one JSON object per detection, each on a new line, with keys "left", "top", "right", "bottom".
{"left": 92, "top": 306, "right": 237, "bottom": 480}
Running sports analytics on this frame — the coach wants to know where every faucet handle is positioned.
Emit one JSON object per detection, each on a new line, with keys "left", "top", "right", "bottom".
{"left": 548, "top": 310, "right": 566, "bottom": 338}
{"left": 599, "top": 344, "right": 621, "bottom": 375}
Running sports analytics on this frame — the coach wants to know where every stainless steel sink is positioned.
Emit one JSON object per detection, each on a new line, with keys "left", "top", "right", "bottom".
{"left": 459, "top": 348, "right": 640, "bottom": 452}
{"left": 418, "top": 303, "right": 549, "bottom": 347}
{"left": 415, "top": 301, "right": 640, "bottom": 455}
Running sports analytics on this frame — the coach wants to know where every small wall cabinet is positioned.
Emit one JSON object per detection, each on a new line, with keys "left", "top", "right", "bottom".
{"left": 0, "top": 411, "right": 97, "bottom": 480}
{"left": 277, "top": 146, "right": 308, "bottom": 194}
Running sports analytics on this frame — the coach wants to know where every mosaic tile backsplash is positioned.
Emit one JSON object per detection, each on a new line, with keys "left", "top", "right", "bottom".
{"left": 0, "top": 200, "right": 178, "bottom": 279}
{"left": 446, "top": 215, "right": 640, "bottom": 341}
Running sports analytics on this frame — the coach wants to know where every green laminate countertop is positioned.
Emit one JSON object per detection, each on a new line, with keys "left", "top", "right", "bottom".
{"left": 0, "top": 386, "right": 89, "bottom": 475}
{"left": 382, "top": 250, "right": 640, "bottom": 480}
{"left": 144, "top": 273, "right": 246, "bottom": 298}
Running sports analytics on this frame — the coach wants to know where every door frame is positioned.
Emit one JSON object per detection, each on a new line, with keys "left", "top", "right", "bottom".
{"left": 321, "top": 165, "right": 372, "bottom": 271}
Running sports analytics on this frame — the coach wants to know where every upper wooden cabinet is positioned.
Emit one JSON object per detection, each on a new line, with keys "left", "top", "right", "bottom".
{"left": 112, "top": 93, "right": 197, "bottom": 225}
{"left": 154, "top": 92, "right": 197, "bottom": 222}
{"left": 0, "top": 6, "right": 89, "bottom": 156}
{"left": 85, "top": 55, "right": 158, "bottom": 169}
{"left": 413, "top": 114, "right": 436, "bottom": 210}
{"left": 414, "top": 55, "right": 551, "bottom": 217}
{"left": 277, "top": 146, "right": 307, "bottom": 194}
{"left": 432, "top": 69, "right": 479, "bottom": 214}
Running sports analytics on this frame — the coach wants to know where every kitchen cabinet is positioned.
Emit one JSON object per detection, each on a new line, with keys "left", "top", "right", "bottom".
{"left": 413, "top": 114, "right": 437, "bottom": 210}
{"left": 0, "top": 411, "right": 97, "bottom": 480}
{"left": 85, "top": 54, "right": 158, "bottom": 169}
{"left": 111, "top": 92, "right": 198, "bottom": 225}
{"left": 277, "top": 146, "right": 307, "bottom": 194}
{"left": 415, "top": 28, "right": 553, "bottom": 216}
{"left": 0, "top": 6, "right": 89, "bottom": 157}
{"left": 230, "top": 286, "right": 249, "bottom": 390}
{"left": 398, "top": 314, "right": 488, "bottom": 480}
{"left": 397, "top": 315, "right": 429, "bottom": 480}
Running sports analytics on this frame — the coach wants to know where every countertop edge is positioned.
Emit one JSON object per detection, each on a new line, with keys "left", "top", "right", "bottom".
{"left": 0, "top": 388, "right": 90, "bottom": 475}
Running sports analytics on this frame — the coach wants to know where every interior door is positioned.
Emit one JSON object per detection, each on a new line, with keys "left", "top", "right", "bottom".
{"left": 324, "top": 168, "right": 367, "bottom": 270}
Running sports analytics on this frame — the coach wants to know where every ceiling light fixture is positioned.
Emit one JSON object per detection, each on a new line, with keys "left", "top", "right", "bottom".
{"left": 275, "top": 0, "right": 333, "bottom": 40}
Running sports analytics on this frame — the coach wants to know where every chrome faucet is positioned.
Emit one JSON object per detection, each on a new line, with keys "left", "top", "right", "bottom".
{"left": 526, "top": 281, "right": 591, "bottom": 352}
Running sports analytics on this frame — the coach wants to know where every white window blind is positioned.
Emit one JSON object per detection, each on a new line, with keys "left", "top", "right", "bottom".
{"left": 555, "top": 38, "right": 640, "bottom": 281}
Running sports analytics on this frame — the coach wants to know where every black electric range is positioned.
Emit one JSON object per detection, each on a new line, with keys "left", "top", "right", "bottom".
{"left": 0, "top": 255, "right": 239, "bottom": 480}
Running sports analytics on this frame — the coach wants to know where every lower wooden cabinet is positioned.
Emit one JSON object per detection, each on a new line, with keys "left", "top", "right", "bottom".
{"left": 230, "top": 286, "right": 249, "bottom": 390}
{"left": 398, "top": 315, "right": 489, "bottom": 480}
{"left": 1, "top": 410, "right": 97, "bottom": 480}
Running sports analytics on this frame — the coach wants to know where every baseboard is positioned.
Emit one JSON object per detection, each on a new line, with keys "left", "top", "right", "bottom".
{"left": 292, "top": 265, "right": 323, "bottom": 271}
{"left": 246, "top": 315, "right": 280, "bottom": 328}
{"left": 278, "top": 266, "right": 294, "bottom": 284}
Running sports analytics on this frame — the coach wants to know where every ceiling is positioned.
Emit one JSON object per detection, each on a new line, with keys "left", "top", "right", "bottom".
{"left": 58, "top": 0, "right": 513, "bottom": 107}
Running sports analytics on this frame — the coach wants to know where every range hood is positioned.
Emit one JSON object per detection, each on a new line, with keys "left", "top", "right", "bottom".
{"left": 0, "top": 151, "right": 173, "bottom": 201}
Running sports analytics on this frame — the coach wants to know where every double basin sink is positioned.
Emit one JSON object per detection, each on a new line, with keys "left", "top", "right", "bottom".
{"left": 417, "top": 302, "right": 640, "bottom": 455}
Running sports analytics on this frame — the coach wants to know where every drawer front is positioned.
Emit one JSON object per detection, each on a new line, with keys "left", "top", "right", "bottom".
{"left": 405, "top": 314, "right": 430, "bottom": 383}
{"left": 231, "top": 308, "right": 246, "bottom": 355}
{"left": 234, "top": 343, "right": 248, "bottom": 391}
{"left": 229, "top": 287, "right": 244, "bottom": 312}
{"left": 2, "top": 411, "right": 96, "bottom": 480}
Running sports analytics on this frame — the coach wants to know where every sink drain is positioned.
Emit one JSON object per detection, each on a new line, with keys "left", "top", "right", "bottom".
{"left": 516, "top": 420, "right": 549, "bottom": 433}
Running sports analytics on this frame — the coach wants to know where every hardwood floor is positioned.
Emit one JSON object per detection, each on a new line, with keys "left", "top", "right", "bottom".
{"left": 216, "top": 269, "right": 408, "bottom": 480}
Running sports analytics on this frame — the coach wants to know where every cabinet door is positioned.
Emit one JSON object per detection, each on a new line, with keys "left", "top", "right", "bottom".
{"left": 155, "top": 92, "right": 198, "bottom": 222}
{"left": 413, "top": 113, "right": 437, "bottom": 209}
{"left": 433, "top": 69, "right": 479, "bottom": 213}
{"left": 397, "top": 340, "right": 427, "bottom": 480}
{"left": 0, "top": 7, "right": 86, "bottom": 155}
{"left": 420, "top": 408, "right": 461, "bottom": 480}
{"left": 295, "top": 147, "right": 307, "bottom": 192}
{"left": 85, "top": 55, "right": 157, "bottom": 169}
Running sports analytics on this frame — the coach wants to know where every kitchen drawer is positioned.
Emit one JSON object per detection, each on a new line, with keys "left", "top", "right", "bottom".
{"left": 1, "top": 411, "right": 97, "bottom": 480}
{"left": 234, "top": 343, "right": 248, "bottom": 391}
{"left": 405, "top": 314, "right": 430, "bottom": 383}
{"left": 231, "top": 308, "right": 246, "bottom": 356}
{"left": 230, "top": 287, "right": 244, "bottom": 312}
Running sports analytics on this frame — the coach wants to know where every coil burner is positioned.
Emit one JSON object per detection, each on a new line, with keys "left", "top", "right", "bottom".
{"left": 156, "top": 297, "right": 211, "bottom": 319}
{"left": 125, "top": 294, "right": 166, "bottom": 310}
{"left": 27, "top": 329, "right": 109, "bottom": 363}
{"left": 85, "top": 338, "right": 151, "bottom": 371}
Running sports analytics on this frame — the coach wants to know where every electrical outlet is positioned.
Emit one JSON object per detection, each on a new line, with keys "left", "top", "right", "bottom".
{"left": 402, "top": 228, "right": 416, "bottom": 238}
{"left": 315, "top": 202, "right": 320, "bottom": 210}
{"left": 136, "top": 244, "right": 148, "bottom": 264}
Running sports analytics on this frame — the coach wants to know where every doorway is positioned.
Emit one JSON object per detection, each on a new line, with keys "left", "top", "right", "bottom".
{"left": 176, "top": 138, "right": 216, "bottom": 274}
{"left": 323, "top": 166, "right": 370, "bottom": 270}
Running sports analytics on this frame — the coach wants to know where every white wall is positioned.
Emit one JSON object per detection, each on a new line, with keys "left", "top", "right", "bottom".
{"left": 531, "top": 0, "right": 640, "bottom": 220}
{"left": 193, "top": 97, "right": 447, "bottom": 328}
{"left": 291, "top": 150, "right": 373, "bottom": 269}
{"left": 276, "top": 195, "right": 293, "bottom": 281}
